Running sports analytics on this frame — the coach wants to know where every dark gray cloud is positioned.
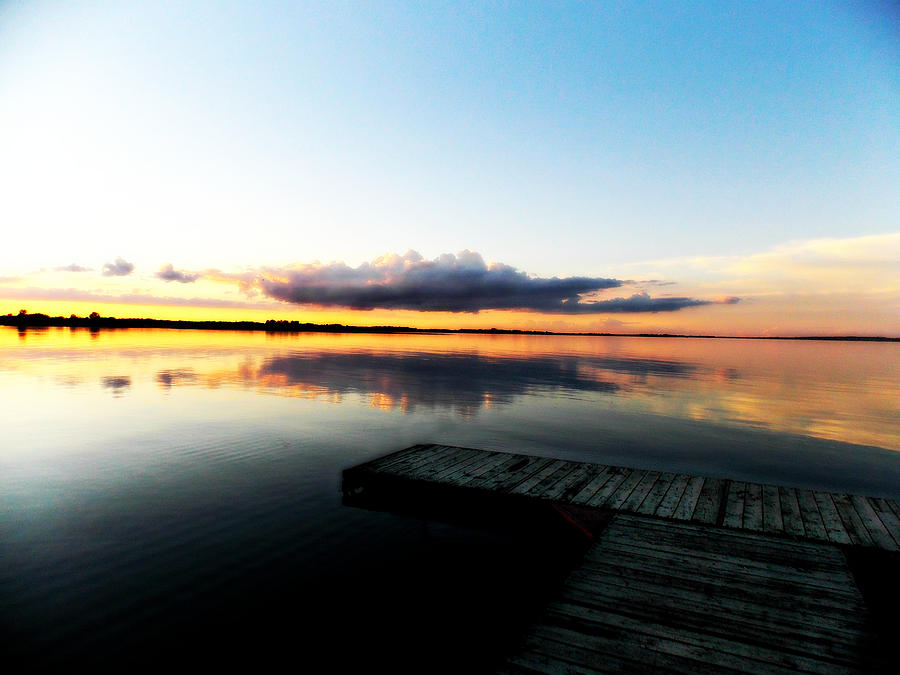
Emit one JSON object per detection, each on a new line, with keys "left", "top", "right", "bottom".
{"left": 56, "top": 263, "right": 92, "bottom": 272}
{"left": 156, "top": 263, "right": 201, "bottom": 283}
{"left": 102, "top": 257, "right": 134, "bottom": 277}
{"left": 554, "top": 292, "right": 739, "bottom": 314}
{"left": 254, "top": 250, "right": 735, "bottom": 314}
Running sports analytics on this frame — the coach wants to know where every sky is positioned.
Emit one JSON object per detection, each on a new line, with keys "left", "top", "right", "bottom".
{"left": 1, "top": 0, "right": 898, "bottom": 335}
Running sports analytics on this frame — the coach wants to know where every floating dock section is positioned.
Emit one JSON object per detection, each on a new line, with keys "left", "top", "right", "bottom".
{"left": 343, "top": 444, "right": 899, "bottom": 673}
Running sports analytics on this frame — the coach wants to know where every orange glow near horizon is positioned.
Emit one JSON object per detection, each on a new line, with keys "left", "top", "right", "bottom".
{"left": 3, "top": 325, "right": 898, "bottom": 450}
{"left": 4, "top": 296, "right": 898, "bottom": 337}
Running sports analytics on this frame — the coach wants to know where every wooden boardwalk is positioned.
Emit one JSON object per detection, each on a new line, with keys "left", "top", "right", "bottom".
{"left": 503, "top": 513, "right": 877, "bottom": 673}
{"left": 343, "top": 444, "right": 900, "bottom": 551}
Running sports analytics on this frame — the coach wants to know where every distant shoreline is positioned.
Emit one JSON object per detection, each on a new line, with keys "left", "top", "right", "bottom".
{"left": 2, "top": 312, "right": 898, "bottom": 342}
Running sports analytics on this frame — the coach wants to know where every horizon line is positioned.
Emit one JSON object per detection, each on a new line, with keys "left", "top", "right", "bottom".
{"left": 3, "top": 311, "right": 898, "bottom": 343}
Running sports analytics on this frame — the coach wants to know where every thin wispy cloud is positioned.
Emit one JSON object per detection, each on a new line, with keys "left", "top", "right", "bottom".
{"left": 156, "top": 263, "right": 201, "bottom": 284}
{"left": 55, "top": 263, "right": 92, "bottom": 272}
{"left": 240, "top": 250, "right": 732, "bottom": 314}
{"left": 0, "top": 285, "right": 279, "bottom": 310}
{"left": 101, "top": 257, "right": 135, "bottom": 277}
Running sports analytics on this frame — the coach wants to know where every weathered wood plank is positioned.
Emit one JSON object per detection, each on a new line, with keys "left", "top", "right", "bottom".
{"left": 616, "top": 514, "right": 837, "bottom": 557}
{"left": 369, "top": 443, "right": 444, "bottom": 473}
{"left": 795, "top": 489, "right": 827, "bottom": 541}
{"left": 653, "top": 473, "right": 690, "bottom": 518}
{"left": 603, "top": 469, "right": 648, "bottom": 510}
{"left": 463, "top": 453, "right": 537, "bottom": 489}
{"left": 402, "top": 446, "right": 478, "bottom": 479}
{"left": 743, "top": 482, "right": 764, "bottom": 531}
{"left": 634, "top": 471, "right": 674, "bottom": 516}
{"left": 565, "top": 570, "right": 865, "bottom": 638}
{"left": 593, "top": 538, "right": 855, "bottom": 591}
{"left": 692, "top": 477, "right": 727, "bottom": 525}
{"left": 831, "top": 494, "right": 874, "bottom": 547}
{"left": 567, "top": 465, "right": 614, "bottom": 505}
{"left": 431, "top": 449, "right": 499, "bottom": 481}
{"left": 762, "top": 484, "right": 784, "bottom": 533}
{"left": 449, "top": 450, "right": 516, "bottom": 486}
{"left": 578, "top": 556, "right": 866, "bottom": 615}
{"left": 365, "top": 443, "right": 430, "bottom": 471}
{"left": 619, "top": 471, "right": 660, "bottom": 512}
{"left": 543, "top": 601, "right": 852, "bottom": 674}
{"left": 888, "top": 499, "right": 900, "bottom": 521}
{"left": 508, "top": 460, "right": 570, "bottom": 496}
{"left": 585, "top": 467, "right": 632, "bottom": 509}
{"left": 848, "top": 494, "right": 899, "bottom": 551}
{"left": 779, "top": 487, "right": 805, "bottom": 537}
{"left": 557, "top": 583, "right": 863, "bottom": 665}
{"left": 607, "top": 519, "right": 850, "bottom": 568}
{"left": 672, "top": 475, "right": 705, "bottom": 521}
{"left": 813, "top": 492, "right": 852, "bottom": 545}
{"left": 868, "top": 503, "right": 900, "bottom": 549}
{"left": 723, "top": 481, "right": 746, "bottom": 529}
{"left": 520, "top": 462, "right": 582, "bottom": 499}
{"left": 541, "top": 462, "right": 596, "bottom": 501}
{"left": 530, "top": 621, "right": 805, "bottom": 675}
{"left": 488, "top": 456, "right": 557, "bottom": 492}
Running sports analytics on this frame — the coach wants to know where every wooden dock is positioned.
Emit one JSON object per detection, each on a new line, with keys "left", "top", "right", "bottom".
{"left": 343, "top": 444, "right": 900, "bottom": 551}
{"left": 343, "top": 444, "right": 899, "bottom": 673}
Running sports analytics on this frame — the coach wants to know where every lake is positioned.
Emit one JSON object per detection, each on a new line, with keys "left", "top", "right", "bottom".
{"left": 2, "top": 327, "right": 899, "bottom": 670}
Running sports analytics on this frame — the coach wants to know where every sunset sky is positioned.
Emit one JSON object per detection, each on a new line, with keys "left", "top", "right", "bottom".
{"left": 1, "top": 1, "right": 898, "bottom": 335}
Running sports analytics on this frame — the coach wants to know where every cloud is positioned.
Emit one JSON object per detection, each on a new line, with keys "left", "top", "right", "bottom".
{"left": 156, "top": 263, "right": 201, "bottom": 283}
{"left": 55, "top": 263, "right": 92, "bottom": 272}
{"left": 102, "top": 257, "right": 134, "bottom": 277}
{"left": 556, "top": 292, "right": 738, "bottom": 314}
{"left": 252, "top": 250, "right": 724, "bottom": 314}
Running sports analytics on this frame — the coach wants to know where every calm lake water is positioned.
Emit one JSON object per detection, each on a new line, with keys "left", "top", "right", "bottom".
{"left": 2, "top": 327, "right": 899, "bottom": 670}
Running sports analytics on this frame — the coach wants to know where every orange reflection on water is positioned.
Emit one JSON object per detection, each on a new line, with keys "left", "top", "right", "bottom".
{"left": 3, "top": 326, "right": 898, "bottom": 450}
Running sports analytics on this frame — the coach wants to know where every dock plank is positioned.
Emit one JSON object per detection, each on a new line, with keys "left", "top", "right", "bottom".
{"left": 795, "top": 489, "right": 827, "bottom": 541}
{"left": 541, "top": 462, "right": 596, "bottom": 501}
{"left": 779, "top": 487, "right": 805, "bottom": 537}
{"left": 692, "top": 477, "right": 727, "bottom": 525}
{"left": 722, "top": 481, "right": 746, "bottom": 529}
{"left": 831, "top": 494, "right": 874, "bottom": 547}
{"left": 867, "top": 501, "right": 900, "bottom": 549}
{"left": 619, "top": 471, "right": 660, "bottom": 512}
{"left": 672, "top": 475, "right": 705, "bottom": 521}
{"left": 603, "top": 469, "right": 648, "bottom": 510}
{"left": 585, "top": 467, "right": 632, "bottom": 509}
{"left": 848, "top": 494, "right": 898, "bottom": 551}
{"left": 653, "top": 473, "right": 691, "bottom": 518}
{"left": 743, "top": 482, "right": 764, "bottom": 531}
{"left": 762, "top": 484, "right": 784, "bottom": 534}
{"left": 814, "top": 493, "right": 853, "bottom": 545}
{"left": 567, "top": 466, "right": 614, "bottom": 505}
{"left": 634, "top": 471, "right": 674, "bottom": 516}
{"left": 508, "top": 460, "right": 571, "bottom": 496}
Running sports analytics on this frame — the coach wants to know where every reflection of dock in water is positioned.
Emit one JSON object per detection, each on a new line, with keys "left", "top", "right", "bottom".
{"left": 343, "top": 444, "right": 899, "bottom": 672}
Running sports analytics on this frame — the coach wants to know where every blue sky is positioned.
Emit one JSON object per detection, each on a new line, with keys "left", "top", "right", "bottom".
{"left": 1, "top": 1, "right": 898, "bottom": 333}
